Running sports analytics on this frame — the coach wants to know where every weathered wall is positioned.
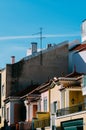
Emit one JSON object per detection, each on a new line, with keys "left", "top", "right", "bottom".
{"left": 6, "top": 43, "right": 69, "bottom": 97}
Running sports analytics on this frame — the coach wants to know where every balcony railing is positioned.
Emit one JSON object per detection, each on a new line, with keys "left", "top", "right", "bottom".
{"left": 56, "top": 102, "right": 86, "bottom": 117}
{"left": 33, "top": 117, "right": 50, "bottom": 128}
{"left": 17, "top": 121, "right": 32, "bottom": 130}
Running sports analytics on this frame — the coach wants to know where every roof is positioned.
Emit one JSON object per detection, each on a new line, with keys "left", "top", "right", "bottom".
{"left": 65, "top": 71, "right": 83, "bottom": 78}
{"left": 82, "top": 19, "right": 86, "bottom": 22}
{"left": 20, "top": 78, "right": 58, "bottom": 99}
{"left": 58, "top": 70, "right": 83, "bottom": 91}
{"left": 71, "top": 43, "right": 86, "bottom": 52}
{"left": 16, "top": 80, "right": 51, "bottom": 99}
{"left": 15, "top": 84, "right": 39, "bottom": 97}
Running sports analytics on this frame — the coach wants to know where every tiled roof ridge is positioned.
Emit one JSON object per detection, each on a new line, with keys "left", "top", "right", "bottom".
{"left": 72, "top": 43, "right": 86, "bottom": 51}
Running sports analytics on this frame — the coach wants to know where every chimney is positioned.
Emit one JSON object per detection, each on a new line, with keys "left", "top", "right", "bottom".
{"left": 11, "top": 56, "right": 15, "bottom": 64}
{"left": 82, "top": 19, "right": 86, "bottom": 42}
{"left": 47, "top": 44, "right": 52, "bottom": 49}
{"left": 31, "top": 42, "right": 37, "bottom": 55}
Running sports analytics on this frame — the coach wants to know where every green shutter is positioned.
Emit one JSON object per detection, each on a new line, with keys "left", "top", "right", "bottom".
{"left": 62, "top": 119, "right": 83, "bottom": 127}
{"left": 64, "top": 126, "right": 77, "bottom": 130}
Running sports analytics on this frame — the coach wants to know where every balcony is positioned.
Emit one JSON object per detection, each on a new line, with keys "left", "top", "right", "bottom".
{"left": 56, "top": 102, "right": 86, "bottom": 117}
{"left": 33, "top": 112, "right": 50, "bottom": 128}
{"left": 34, "top": 117, "right": 50, "bottom": 128}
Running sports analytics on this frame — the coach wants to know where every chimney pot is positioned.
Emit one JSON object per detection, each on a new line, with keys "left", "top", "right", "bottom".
{"left": 11, "top": 56, "right": 15, "bottom": 64}
{"left": 47, "top": 44, "right": 52, "bottom": 48}
{"left": 31, "top": 42, "right": 37, "bottom": 55}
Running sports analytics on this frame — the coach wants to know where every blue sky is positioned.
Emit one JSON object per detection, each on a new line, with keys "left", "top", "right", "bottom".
{"left": 0, "top": 0, "right": 85, "bottom": 68}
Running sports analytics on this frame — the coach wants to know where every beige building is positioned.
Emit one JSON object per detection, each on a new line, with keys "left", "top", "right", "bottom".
{"left": 0, "top": 68, "right": 6, "bottom": 127}
{"left": 32, "top": 70, "right": 86, "bottom": 130}
{"left": 2, "top": 70, "right": 86, "bottom": 130}
{"left": 27, "top": 76, "right": 61, "bottom": 130}
{"left": 23, "top": 70, "right": 86, "bottom": 130}
{"left": 54, "top": 71, "right": 85, "bottom": 130}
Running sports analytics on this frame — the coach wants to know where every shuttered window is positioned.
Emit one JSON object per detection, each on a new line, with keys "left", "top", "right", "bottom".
{"left": 64, "top": 126, "right": 77, "bottom": 130}
{"left": 62, "top": 119, "right": 83, "bottom": 130}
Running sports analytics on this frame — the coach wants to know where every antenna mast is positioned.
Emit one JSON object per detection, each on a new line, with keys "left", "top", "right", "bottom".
{"left": 32, "top": 27, "right": 43, "bottom": 65}
{"left": 40, "top": 27, "right": 42, "bottom": 51}
{"left": 40, "top": 27, "right": 43, "bottom": 65}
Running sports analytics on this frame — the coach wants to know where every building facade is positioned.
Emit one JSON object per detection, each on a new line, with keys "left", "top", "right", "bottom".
{"left": 0, "top": 41, "right": 69, "bottom": 128}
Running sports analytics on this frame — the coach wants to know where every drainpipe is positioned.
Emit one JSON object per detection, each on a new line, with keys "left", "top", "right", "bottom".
{"left": 32, "top": 118, "right": 34, "bottom": 130}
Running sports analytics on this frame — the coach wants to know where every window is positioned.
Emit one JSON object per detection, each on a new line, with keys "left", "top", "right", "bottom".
{"left": 82, "top": 75, "right": 86, "bottom": 95}
{"left": 2, "top": 85, "right": 4, "bottom": 96}
{"left": 2, "top": 107, "right": 4, "bottom": 117}
{"left": 38, "top": 100, "right": 41, "bottom": 111}
{"left": 82, "top": 75, "right": 86, "bottom": 87}
{"left": 43, "top": 97, "right": 47, "bottom": 112}
{"left": 53, "top": 101, "right": 57, "bottom": 113}
{"left": 7, "top": 107, "right": 9, "bottom": 121}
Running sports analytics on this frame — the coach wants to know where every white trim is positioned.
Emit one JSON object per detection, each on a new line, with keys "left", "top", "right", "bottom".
{"left": 55, "top": 110, "right": 86, "bottom": 119}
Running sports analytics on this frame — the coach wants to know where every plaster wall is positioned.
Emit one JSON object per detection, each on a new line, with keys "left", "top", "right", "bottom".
{"left": 50, "top": 85, "right": 61, "bottom": 113}
{"left": 72, "top": 50, "right": 86, "bottom": 73}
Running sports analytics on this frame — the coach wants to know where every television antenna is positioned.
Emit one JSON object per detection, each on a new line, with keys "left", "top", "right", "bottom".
{"left": 32, "top": 27, "right": 45, "bottom": 65}
{"left": 32, "top": 27, "right": 45, "bottom": 51}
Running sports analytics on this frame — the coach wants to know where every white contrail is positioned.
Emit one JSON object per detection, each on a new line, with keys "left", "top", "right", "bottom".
{"left": 0, "top": 35, "right": 38, "bottom": 40}
{"left": 43, "top": 33, "right": 80, "bottom": 38}
{"left": 0, "top": 33, "right": 80, "bottom": 40}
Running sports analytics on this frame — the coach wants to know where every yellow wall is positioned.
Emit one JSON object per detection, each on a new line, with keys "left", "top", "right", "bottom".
{"left": 51, "top": 84, "right": 60, "bottom": 105}
{"left": 50, "top": 84, "right": 61, "bottom": 113}
{"left": 69, "top": 90, "right": 84, "bottom": 106}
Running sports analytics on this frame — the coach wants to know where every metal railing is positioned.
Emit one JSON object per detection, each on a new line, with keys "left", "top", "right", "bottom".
{"left": 56, "top": 102, "right": 86, "bottom": 117}
{"left": 18, "top": 121, "right": 32, "bottom": 130}
{"left": 33, "top": 118, "right": 50, "bottom": 128}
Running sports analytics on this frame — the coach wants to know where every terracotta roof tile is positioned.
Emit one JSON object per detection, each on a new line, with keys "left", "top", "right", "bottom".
{"left": 72, "top": 44, "right": 86, "bottom": 51}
